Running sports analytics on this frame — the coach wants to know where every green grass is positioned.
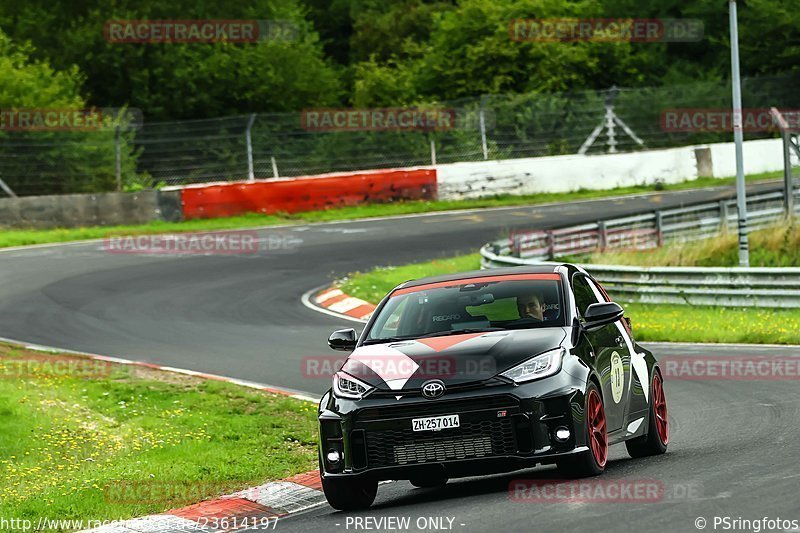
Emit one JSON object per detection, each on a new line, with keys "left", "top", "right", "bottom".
{"left": 623, "top": 303, "right": 800, "bottom": 344}
{"left": 337, "top": 253, "right": 800, "bottom": 345}
{"left": 0, "top": 170, "right": 785, "bottom": 249}
{"left": 566, "top": 220, "right": 800, "bottom": 267}
{"left": 0, "top": 343, "right": 318, "bottom": 528}
{"left": 339, "top": 253, "right": 483, "bottom": 303}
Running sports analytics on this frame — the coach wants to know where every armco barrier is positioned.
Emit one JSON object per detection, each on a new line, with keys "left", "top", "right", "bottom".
{"left": 481, "top": 247, "right": 800, "bottom": 308}
{"left": 481, "top": 188, "right": 800, "bottom": 308}
{"left": 177, "top": 168, "right": 436, "bottom": 220}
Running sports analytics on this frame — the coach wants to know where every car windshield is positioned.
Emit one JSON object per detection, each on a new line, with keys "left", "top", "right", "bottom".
{"left": 365, "top": 276, "right": 565, "bottom": 344}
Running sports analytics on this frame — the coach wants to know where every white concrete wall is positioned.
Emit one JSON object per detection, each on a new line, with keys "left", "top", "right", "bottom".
{"left": 708, "top": 138, "right": 784, "bottom": 178}
{"left": 436, "top": 138, "right": 784, "bottom": 200}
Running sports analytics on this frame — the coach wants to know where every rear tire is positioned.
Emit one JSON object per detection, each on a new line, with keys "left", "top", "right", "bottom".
{"left": 409, "top": 476, "right": 448, "bottom": 488}
{"left": 626, "top": 372, "right": 668, "bottom": 458}
{"left": 557, "top": 382, "right": 607, "bottom": 477}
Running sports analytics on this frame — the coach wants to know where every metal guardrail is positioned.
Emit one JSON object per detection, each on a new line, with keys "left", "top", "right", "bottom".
{"left": 480, "top": 188, "right": 800, "bottom": 307}
{"left": 502, "top": 187, "right": 800, "bottom": 260}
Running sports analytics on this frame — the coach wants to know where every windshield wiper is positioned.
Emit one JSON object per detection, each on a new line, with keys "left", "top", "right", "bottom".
{"left": 417, "top": 327, "right": 504, "bottom": 339}
{"left": 362, "top": 335, "right": 418, "bottom": 345}
{"left": 363, "top": 328, "right": 504, "bottom": 345}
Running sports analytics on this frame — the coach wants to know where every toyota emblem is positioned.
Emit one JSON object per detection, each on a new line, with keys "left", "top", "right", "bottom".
{"left": 421, "top": 379, "right": 446, "bottom": 399}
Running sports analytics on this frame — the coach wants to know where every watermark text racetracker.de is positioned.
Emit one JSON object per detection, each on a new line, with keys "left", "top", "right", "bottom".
{"left": 509, "top": 18, "right": 703, "bottom": 42}
{"left": 104, "top": 19, "right": 298, "bottom": 43}
{"left": 509, "top": 478, "right": 703, "bottom": 503}
{"left": 661, "top": 108, "right": 800, "bottom": 133}
{"left": 302, "top": 353, "right": 497, "bottom": 381}
{"left": 0, "top": 354, "right": 111, "bottom": 379}
{"left": 662, "top": 356, "right": 800, "bottom": 381}
{"left": 103, "top": 231, "right": 302, "bottom": 255}
{"left": 0, "top": 108, "right": 142, "bottom": 131}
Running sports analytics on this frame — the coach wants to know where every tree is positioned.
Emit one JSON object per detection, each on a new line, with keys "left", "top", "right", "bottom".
{"left": 0, "top": 30, "right": 137, "bottom": 195}
{"left": 0, "top": 0, "right": 343, "bottom": 119}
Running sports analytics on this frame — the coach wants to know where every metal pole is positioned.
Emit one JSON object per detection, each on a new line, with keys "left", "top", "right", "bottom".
{"left": 0, "top": 177, "right": 17, "bottom": 198}
{"left": 115, "top": 125, "right": 122, "bottom": 191}
{"left": 479, "top": 95, "right": 489, "bottom": 160}
{"left": 719, "top": 200, "right": 729, "bottom": 232}
{"left": 655, "top": 211, "right": 664, "bottom": 246}
{"left": 246, "top": 113, "right": 256, "bottom": 181}
{"left": 729, "top": 0, "right": 749, "bottom": 266}
{"left": 271, "top": 156, "right": 279, "bottom": 178}
{"left": 782, "top": 127, "right": 794, "bottom": 218}
{"left": 604, "top": 105, "right": 617, "bottom": 154}
{"left": 431, "top": 139, "right": 437, "bottom": 165}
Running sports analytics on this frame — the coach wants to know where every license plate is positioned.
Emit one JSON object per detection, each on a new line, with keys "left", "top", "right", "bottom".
{"left": 412, "top": 414, "right": 460, "bottom": 432}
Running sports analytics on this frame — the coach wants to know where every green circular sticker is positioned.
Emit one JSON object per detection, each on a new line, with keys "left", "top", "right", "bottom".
{"left": 610, "top": 351, "right": 624, "bottom": 403}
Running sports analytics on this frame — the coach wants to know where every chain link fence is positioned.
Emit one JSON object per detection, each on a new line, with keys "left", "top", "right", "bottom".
{"left": 2, "top": 74, "right": 800, "bottom": 196}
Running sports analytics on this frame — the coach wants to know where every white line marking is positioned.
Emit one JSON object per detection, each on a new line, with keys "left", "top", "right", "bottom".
{"left": 0, "top": 335, "right": 320, "bottom": 402}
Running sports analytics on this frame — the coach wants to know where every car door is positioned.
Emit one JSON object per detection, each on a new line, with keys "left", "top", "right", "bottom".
{"left": 571, "top": 273, "right": 631, "bottom": 433}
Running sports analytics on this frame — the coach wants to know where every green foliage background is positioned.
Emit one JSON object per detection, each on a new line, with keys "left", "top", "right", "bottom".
{"left": 0, "top": 0, "right": 798, "bottom": 194}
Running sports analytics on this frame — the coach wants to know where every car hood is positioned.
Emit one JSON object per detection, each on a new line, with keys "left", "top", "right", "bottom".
{"left": 342, "top": 327, "right": 568, "bottom": 391}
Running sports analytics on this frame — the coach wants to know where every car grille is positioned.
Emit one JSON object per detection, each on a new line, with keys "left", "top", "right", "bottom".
{"left": 357, "top": 395, "right": 517, "bottom": 421}
{"left": 364, "top": 418, "right": 517, "bottom": 467}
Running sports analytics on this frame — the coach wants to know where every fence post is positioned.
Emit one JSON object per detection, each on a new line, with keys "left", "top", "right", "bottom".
{"left": 430, "top": 139, "right": 437, "bottom": 165}
{"left": 271, "top": 156, "right": 279, "bottom": 178}
{"left": 115, "top": 125, "right": 122, "bottom": 191}
{"left": 771, "top": 107, "right": 794, "bottom": 219}
{"left": 719, "top": 200, "right": 729, "bottom": 232}
{"left": 511, "top": 234, "right": 522, "bottom": 258}
{"left": 479, "top": 95, "right": 489, "bottom": 160}
{"left": 655, "top": 211, "right": 664, "bottom": 247}
{"left": 546, "top": 231, "right": 555, "bottom": 260}
{"left": 783, "top": 129, "right": 794, "bottom": 219}
{"left": 597, "top": 221, "right": 608, "bottom": 251}
{"left": 246, "top": 113, "right": 256, "bottom": 181}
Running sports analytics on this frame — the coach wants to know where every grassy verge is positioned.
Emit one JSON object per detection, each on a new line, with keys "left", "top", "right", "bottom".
{"left": 0, "top": 170, "right": 785, "bottom": 249}
{"left": 564, "top": 220, "right": 799, "bottom": 267}
{"left": 337, "top": 254, "right": 800, "bottom": 345}
{"left": 0, "top": 343, "right": 317, "bottom": 526}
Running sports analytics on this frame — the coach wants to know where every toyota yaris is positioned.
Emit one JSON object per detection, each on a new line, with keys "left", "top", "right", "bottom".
{"left": 317, "top": 264, "right": 668, "bottom": 510}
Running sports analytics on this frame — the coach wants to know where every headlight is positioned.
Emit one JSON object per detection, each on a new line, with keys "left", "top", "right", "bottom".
{"left": 500, "top": 348, "right": 564, "bottom": 384}
{"left": 332, "top": 371, "right": 374, "bottom": 400}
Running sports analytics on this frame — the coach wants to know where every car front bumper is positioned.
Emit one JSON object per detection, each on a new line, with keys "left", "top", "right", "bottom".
{"left": 318, "top": 371, "right": 590, "bottom": 481}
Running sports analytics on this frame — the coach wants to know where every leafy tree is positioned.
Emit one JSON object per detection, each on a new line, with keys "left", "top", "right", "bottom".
{"left": 0, "top": 0, "right": 343, "bottom": 119}
{"left": 0, "top": 30, "right": 138, "bottom": 195}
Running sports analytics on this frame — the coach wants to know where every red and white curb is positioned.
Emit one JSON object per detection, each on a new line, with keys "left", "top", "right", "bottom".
{"left": 302, "top": 285, "right": 374, "bottom": 323}
{"left": 83, "top": 471, "right": 326, "bottom": 532}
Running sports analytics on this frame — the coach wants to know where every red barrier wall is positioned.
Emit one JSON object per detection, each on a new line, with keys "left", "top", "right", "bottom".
{"left": 179, "top": 168, "right": 437, "bottom": 220}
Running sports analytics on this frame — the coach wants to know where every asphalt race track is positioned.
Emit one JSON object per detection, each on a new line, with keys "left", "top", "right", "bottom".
{"left": 2, "top": 180, "right": 799, "bottom": 532}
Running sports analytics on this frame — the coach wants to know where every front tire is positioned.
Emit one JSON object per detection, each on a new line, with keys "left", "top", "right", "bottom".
{"left": 321, "top": 474, "right": 378, "bottom": 510}
{"left": 626, "top": 371, "right": 668, "bottom": 458}
{"left": 557, "top": 382, "right": 607, "bottom": 477}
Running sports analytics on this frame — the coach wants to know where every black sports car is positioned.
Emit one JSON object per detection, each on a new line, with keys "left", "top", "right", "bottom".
{"left": 317, "top": 264, "right": 669, "bottom": 510}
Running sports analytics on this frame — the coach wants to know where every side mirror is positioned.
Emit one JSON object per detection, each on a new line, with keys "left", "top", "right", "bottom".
{"left": 328, "top": 328, "right": 357, "bottom": 351}
{"left": 583, "top": 302, "right": 625, "bottom": 330}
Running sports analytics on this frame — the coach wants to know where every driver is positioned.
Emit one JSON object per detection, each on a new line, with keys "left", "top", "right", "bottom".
{"left": 516, "top": 291, "right": 545, "bottom": 321}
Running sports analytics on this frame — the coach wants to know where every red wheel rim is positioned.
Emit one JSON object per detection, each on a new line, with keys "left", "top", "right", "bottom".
{"left": 587, "top": 389, "right": 607, "bottom": 468}
{"left": 653, "top": 373, "right": 669, "bottom": 445}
